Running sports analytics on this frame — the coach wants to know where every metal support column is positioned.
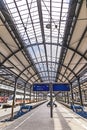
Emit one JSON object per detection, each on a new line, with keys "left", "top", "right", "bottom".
{"left": 71, "top": 83, "right": 74, "bottom": 105}
{"left": 34, "top": 92, "right": 35, "bottom": 102}
{"left": 78, "top": 77, "right": 83, "bottom": 106}
{"left": 50, "top": 83, "right": 53, "bottom": 118}
{"left": 23, "top": 84, "right": 26, "bottom": 104}
{"left": 11, "top": 77, "right": 17, "bottom": 120}
{"left": 62, "top": 92, "right": 63, "bottom": 101}
{"left": 64, "top": 92, "right": 66, "bottom": 103}
{"left": 63, "top": 92, "right": 65, "bottom": 102}
{"left": 74, "top": 92, "right": 76, "bottom": 101}
{"left": 38, "top": 92, "right": 39, "bottom": 101}
{"left": 76, "top": 91, "right": 79, "bottom": 102}
{"left": 42, "top": 94, "right": 44, "bottom": 100}
{"left": 29, "top": 86, "right": 31, "bottom": 103}
{"left": 83, "top": 90, "right": 86, "bottom": 102}
{"left": 36, "top": 91, "right": 37, "bottom": 102}
{"left": 67, "top": 92, "right": 69, "bottom": 104}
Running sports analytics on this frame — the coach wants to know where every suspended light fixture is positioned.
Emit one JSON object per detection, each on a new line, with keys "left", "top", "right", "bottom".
{"left": 46, "top": 23, "right": 57, "bottom": 29}
{"left": 46, "top": 23, "right": 51, "bottom": 29}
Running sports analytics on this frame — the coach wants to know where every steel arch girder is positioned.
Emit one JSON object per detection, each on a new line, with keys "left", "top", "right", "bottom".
{"left": 0, "top": 37, "right": 87, "bottom": 68}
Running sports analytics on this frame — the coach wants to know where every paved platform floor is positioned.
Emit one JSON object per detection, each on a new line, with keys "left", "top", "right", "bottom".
{"left": 0, "top": 101, "right": 45, "bottom": 119}
{"left": 0, "top": 102, "right": 87, "bottom": 130}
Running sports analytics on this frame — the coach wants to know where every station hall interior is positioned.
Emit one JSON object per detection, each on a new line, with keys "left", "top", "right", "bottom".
{"left": 0, "top": 0, "right": 87, "bottom": 130}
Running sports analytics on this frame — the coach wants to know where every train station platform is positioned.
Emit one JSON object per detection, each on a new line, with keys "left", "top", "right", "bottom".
{"left": 0, "top": 101, "right": 46, "bottom": 118}
{"left": 0, "top": 102, "right": 87, "bottom": 130}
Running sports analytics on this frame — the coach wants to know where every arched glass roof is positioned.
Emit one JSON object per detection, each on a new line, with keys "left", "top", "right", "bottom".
{"left": 0, "top": 0, "right": 87, "bottom": 91}
{"left": 3, "top": 0, "right": 70, "bottom": 82}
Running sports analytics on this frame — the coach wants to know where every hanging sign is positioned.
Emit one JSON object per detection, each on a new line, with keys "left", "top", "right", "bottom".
{"left": 53, "top": 83, "right": 70, "bottom": 91}
{"left": 33, "top": 84, "right": 49, "bottom": 91}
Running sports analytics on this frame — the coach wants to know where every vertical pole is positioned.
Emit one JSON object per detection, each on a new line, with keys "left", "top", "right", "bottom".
{"left": 34, "top": 92, "right": 35, "bottom": 102}
{"left": 74, "top": 92, "right": 76, "bottom": 101}
{"left": 78, "top": 77, "right": 83, "bottom": 106}
{"left": 83, "top": 90, "right": 86, "bottom": 102}
{"left": 50, "top": 83, "right": 53, "bottom": 118}
{"left": 36, "top": 91, "right": 37, "bottom": 102}
{"left": 62, "top": 92, "right": 63, "bottom": 101}
{"left": 71, "top": 83, "right": 74, "bottom": 105}
{"left": 63, "top": 92, "right": 65, "bottom": 102}
{"left": 38, "top": 92, "right": 39, "bottom": 102}
{"left": 42, "top": 93, "right": 43, "bottom": 100}
{"left": 76, "top": 91, "right": 78, "bottom": 102}
{"left": 67, "top": 92, "right": 69, "bottom": 104}
{"left": 33, "top": 91, "right": 34, "bottom": 102}
{"left": 23, "top": 84, "right": 26, "bottom": 104}
{"left": 11, "top": 77, "right": 17, "bottom": 120}
{"left": 30, "top": 86, "right": 31, "bottom": 103}
{"left": 64, "top": 92, "right": 66, "bottom": 103}
{"left": 85, "top": 91, "right": 87, "bottom": 101}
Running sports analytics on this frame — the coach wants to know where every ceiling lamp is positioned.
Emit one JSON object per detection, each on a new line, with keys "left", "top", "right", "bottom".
{"left": 46, "top": 23, "right": 57, "bottom": 29}
{"left": 46, "top": 23, "right": 51, "bottom": 29}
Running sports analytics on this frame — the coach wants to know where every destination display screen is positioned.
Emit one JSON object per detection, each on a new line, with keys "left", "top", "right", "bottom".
{"left": 33, "top": 84, "right": 49, "bottom": 91}
{"left": 53, "top": 84, "right": 70, "bottom": 91}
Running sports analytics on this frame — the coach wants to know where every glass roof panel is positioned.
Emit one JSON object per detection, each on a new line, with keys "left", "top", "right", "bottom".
{"left": 4, "top": 0, "right": 70, "bottom": 82}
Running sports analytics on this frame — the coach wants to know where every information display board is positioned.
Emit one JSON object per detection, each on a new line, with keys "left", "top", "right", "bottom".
{"left": 33, "top": 84, "right": 49, "bottom": 91}
{"left": 53, "top": 83, "right": 70, "bottom": 91}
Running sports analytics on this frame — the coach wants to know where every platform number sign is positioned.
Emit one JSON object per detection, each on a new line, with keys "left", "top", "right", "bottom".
{"left": 33, "top": 84, "right": 49, "bottom": 91}
{"left": 53, "top": 83, "right": 70, "bottom": 91}
{"left": 33, "top": 83, "right": 70, "bottom": 91}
